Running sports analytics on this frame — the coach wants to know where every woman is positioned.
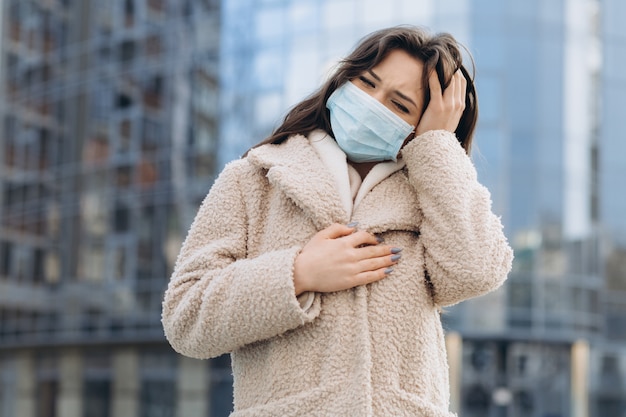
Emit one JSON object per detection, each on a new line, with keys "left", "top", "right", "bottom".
{"left": 162, "top": 26, "right": 513, "bottom": 417}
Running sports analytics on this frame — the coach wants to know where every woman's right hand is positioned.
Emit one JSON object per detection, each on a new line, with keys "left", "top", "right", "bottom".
{"left": 293, "top": 223, "right": 402, "bottom": 295}
{"left": 414, "top": 69, "right": 466, "bottom": 137}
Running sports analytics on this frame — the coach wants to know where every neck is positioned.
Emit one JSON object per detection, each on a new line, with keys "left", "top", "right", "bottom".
{"left": 350, "top": 161, "right": 377, "bottom": 180}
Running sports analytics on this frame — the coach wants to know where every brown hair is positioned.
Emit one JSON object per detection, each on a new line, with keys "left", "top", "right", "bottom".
{"left": 245, "top": 25, "right": 478, "bottom": 156}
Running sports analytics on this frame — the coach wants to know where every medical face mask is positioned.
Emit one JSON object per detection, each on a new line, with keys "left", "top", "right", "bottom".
{"left": 326, "top": 81, "right": 415, "bottom": 163}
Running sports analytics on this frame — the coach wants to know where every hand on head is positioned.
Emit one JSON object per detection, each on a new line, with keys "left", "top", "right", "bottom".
{"left": 414, "top": 69, "right": 467, "bottom": 137}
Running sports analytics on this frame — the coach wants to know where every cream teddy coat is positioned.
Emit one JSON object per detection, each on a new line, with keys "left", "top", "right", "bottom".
{"left": 162, "top": 129, "right": 513, "bottom": 417}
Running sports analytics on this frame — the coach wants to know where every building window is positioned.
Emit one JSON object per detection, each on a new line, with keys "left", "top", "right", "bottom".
{"left": 83, "top": 351, "right": 111, "bottom": 417}
{"left": 81, "top": 175, "right": 110, "bottom": 237}
{"left": 0, "top": 241, "right": 12, "bottom": 277}
{"left": 140, "top": 380, "right": 175, "bottom": 417}
{"left": 36, "top": 379, "right": 59, "bottom": 417}
{"left": 209, "top": 354, "right": 233, "bottom": 417}
{"left": 113, "top": 200, "right": 131, "bottom": 233}
{"left": 79, "top": 243, "right": 105, "bottom": 283}
{"left": 119, "top": 40, "right": 136, "bottom": 62}
{"left": 36, "top": 354, "right": 58, "bottom": 417}
{"left": 83, "top": 380, "right": 111, "bottom": 417}
{"left": 139, "top": 349, "right": 177, "bottom": 417}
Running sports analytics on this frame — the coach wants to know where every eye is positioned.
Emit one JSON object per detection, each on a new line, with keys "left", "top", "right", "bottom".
{"left": 393, "top": 101, "right": 410, "bottom": 114}
{"left": 358, "top": 75, "right": 375, "bottom": 88}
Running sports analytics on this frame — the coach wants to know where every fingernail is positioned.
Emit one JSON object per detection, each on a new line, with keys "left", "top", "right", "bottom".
{"left": 391, "top": 247, "right": 403, "bottom": 254}
{"left": 346, "top": 222, "right": 359, "bottom": 228}
{"left": 384, "top": 268, "right": 394, "bottom": 275}
{"left": 376, "top": 236, "right": 385, "bottom": 243}
{"left": 391, "top": 254, "right": 402, "bottom": 262}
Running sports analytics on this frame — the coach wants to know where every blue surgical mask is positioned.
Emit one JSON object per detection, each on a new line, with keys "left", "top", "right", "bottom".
{"left": 326, "top": 81, "right": 415, "bottom": 163}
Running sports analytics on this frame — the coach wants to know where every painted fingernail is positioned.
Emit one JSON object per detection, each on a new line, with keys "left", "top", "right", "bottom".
{"left": 346, "top": 222, "right": 359, "bottom": 228}
{"left": 376, "top": 236, "right": 385, "bottom": 243}
{"left": 384, "top": 268, "right": 394, "bottom": 275}
{"left": 391, "top": 254, "right": 402, "bottom": 262}
{"left": 391, "top": 247, "right": 403, "bottom": 254}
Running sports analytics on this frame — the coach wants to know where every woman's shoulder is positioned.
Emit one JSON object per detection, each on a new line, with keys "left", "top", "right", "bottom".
{"left": 217, "top": 156, "right": 262, "bottom": 186}
{"left": 217, "top": 135, "right": 308, "bottom": 181}
{"left": 244, "top": 131, "right": 323, "bottom": 167}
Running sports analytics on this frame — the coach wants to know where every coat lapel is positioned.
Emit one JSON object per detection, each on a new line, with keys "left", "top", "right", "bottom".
{"left": 352, "top": 169, "right": 422, "bottom": 234}
{"left": 247, "top": 135, "right": 350, "bottom": 229}
{"left": 247, "top": 135, "right": 421, "bottom": 234}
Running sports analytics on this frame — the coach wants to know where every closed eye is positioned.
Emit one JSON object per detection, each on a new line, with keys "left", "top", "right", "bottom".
{"left": 358, "top": 75, "right": 375, "bottom": 88}
{"left": 393, "top": 101, "right": 410, "bottom": 114}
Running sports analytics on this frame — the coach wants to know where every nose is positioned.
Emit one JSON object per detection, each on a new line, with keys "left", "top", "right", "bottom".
{"left": 368, "top": 90, "right": 386, "bottom": 106}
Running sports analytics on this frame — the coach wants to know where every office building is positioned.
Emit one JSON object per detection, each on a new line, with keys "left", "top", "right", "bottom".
{"left": 0, "top": 0, "right": 228, "bottom": 416}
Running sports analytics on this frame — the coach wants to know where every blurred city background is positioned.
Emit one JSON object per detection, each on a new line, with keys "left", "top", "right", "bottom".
{"left": 0, "top": 0, "right": 624, "bottom": 416}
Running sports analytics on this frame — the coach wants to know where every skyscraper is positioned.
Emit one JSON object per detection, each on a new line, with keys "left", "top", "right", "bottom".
{"left": 596, "top": 0, "right": 626, "bottom": 414}
{"left": 0, "top": 1, "right": 227, "bottom": 416}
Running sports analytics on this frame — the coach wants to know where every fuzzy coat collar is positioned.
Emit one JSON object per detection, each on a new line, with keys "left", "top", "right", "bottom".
{"left": 307, "top": 129, "right": 406, "bottom": 215}
{"left": 247, "top": 132, "right": 421, "bottom": 234}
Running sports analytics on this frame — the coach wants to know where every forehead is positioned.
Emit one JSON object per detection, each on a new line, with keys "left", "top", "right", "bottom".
{"left": 371, "top": 49, "right": 423, "bottom": 76}
{"left": 370, "top": 49, "right": 424, "bottom": 92}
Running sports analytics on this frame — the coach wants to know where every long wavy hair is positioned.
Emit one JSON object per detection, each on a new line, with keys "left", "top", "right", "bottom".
{"left": 245, "top": 25, "right": 478, "bottom": 156}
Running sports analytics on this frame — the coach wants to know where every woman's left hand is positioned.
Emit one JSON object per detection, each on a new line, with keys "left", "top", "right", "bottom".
{"left": 414, "top": 69, "right": 466, "bottom": 137}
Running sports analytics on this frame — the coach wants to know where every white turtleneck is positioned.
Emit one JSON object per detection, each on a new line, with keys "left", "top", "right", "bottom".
{"left": 308, "top": 130, "right": 406, "bottom": 217}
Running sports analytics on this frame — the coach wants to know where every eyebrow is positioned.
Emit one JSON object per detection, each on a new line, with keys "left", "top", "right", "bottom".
{"left": 368, "top": 69, "right": 418, "bottom": 109}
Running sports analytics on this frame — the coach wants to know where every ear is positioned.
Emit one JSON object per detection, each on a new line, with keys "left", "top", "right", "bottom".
{"left": 399, "top": 129, "right": 417, "bottom": 152}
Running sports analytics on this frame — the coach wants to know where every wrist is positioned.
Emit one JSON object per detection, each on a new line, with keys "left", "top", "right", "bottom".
{"left": 293, "top": 255, "right": 309, "bottom": 296}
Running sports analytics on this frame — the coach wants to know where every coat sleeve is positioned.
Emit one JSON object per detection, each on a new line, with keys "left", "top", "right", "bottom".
{"left": 161, "top": 160, "right": 321, "bottom": 359}
{"left": 400, "top": 130, "right": 513, "bottom": 307}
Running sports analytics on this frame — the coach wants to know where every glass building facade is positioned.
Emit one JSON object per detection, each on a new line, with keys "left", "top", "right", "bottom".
{"left": 219, "top": 0, "right": 626, "bottom": 416}
{"left": 597, "top": 0, "right": 626, "bottom": 414}
{"left": 0, "top": 0, "right": 231, "bottom": 416}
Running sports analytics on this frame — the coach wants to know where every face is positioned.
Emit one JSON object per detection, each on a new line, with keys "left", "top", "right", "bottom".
{"left": 351, "top": 49, "right": 425, "bottom": 130}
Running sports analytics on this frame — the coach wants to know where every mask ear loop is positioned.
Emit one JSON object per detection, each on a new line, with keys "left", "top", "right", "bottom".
{"left": 399, "top": 128, "right": 418, "bottom": 155}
